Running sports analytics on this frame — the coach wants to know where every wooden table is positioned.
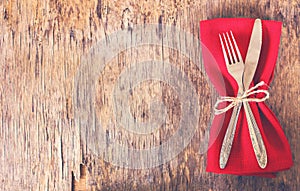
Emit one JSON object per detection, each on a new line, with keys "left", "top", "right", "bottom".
{"left": 0, "top": 0, "right": 299, "bottom": 190}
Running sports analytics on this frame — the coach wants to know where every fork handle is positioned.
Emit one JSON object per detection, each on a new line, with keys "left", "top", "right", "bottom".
{"left": 219, "top": 103, "right": 242, "bottom": 169}
{"left": 243, "top": 101, "right": 267, "bottom": 169}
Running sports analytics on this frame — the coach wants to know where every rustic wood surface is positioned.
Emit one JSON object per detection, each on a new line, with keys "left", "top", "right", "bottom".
{"left": 0, "top": 0, "right": 299, "bottom": 190}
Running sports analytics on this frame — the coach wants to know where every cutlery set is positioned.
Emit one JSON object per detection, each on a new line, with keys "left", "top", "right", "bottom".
{"left": 200, "top": 17, "right": 293, "bottom": 177}
{"left": 216, "top": 19, "right": 267, "bottom": 169}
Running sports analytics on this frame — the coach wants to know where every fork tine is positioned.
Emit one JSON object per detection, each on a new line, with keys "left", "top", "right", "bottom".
{"left": 219, "top": 34, "right": 229, "bottom": 66}
{"left": 222, "top": 33, "right": 234, "bottom": 64}
{"left": 230, "top": 31, "right": 243, "bottom": 63}
{"left": 226, "top": 32, "right": 238, "bottom": 64}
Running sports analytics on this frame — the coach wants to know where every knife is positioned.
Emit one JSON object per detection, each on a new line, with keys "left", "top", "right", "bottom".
{"left": 243, "top": 18, "right": 267, "bottom": 168}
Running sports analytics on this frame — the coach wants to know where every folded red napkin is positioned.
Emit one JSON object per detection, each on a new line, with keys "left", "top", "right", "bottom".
{"left": 200, "top": 18, "right": 293, "bottom": 177}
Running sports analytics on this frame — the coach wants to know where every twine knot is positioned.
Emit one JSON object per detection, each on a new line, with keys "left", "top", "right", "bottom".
{"left": 214, "top": 81, "right": 269, "bottom": 115}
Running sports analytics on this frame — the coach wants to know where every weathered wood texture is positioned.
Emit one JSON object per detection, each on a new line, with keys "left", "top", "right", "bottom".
{"left": 0, "top": 0, "right": 299, "bottom": 190}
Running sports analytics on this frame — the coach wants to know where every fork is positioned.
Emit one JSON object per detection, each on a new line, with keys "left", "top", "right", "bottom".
{"left": 219, "top": 31, "right": 267, "bottom": 169}
{"left": 218, "top": 31, "right": 244, "bottom": 169}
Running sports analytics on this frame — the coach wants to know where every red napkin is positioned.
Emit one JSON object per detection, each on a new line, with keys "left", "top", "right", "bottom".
{"left": 200, "top": 18, "right": 293, "bottom": 177}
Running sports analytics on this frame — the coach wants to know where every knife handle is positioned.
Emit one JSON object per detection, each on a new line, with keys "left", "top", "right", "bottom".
{"left": 219, "top": 103, "right": 242, "bottom": 169}
{"left": 243, "top": 101, "right": 267, "bottom": 169}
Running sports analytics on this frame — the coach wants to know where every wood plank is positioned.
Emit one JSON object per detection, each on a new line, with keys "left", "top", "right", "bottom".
{"left": 0, "top": 0, "right": 299, "bottom": 190}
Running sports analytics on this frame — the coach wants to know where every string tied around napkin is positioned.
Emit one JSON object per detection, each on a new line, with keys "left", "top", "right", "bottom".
{"left": 214, "top": 81, "right": 269, "bottom": 115}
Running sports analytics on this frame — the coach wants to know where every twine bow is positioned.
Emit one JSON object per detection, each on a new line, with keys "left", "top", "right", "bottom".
{"left": 214, "top": 81, "right": 270, "bottom": 115}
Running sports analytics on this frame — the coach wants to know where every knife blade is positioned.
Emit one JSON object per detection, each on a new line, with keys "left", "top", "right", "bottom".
{"left": 243, "top": 18, "right": 267, "bottom": 168}
{"left": 244, "top": 19, "right": 263, "bottom": 89}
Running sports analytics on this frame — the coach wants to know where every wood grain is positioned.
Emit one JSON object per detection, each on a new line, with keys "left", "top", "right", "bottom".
{"left": 0, "top": 0, "right": 299, "bottom": 190}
